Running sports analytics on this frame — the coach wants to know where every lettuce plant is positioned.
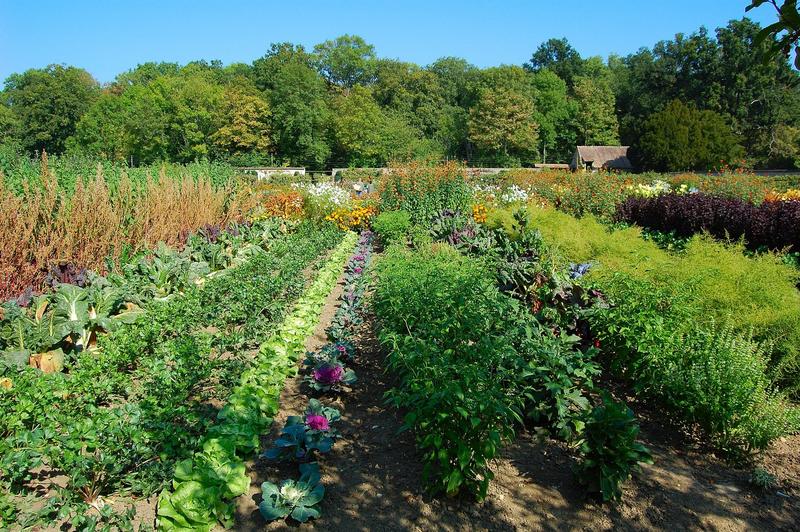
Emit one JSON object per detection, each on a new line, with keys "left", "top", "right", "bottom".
{"left": 262, "top": 400, "right": 341, "bottom": 462}
{"left": 259, "top": 462, "right": 325, "bottom": 523}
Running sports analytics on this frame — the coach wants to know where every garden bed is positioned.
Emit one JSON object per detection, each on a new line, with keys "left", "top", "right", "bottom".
{"left": 233, "top": 273, "right": 800, "bottom": 531}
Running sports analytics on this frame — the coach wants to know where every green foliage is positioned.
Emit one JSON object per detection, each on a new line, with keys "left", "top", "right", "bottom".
{"left": 313, "top": 34, "right": 376, "bottom": 88}
{"left": 525, "top": 206, "right": 799, "bottom": 450}
{"left": 158, "top": 232, "right": 355, "bottom": 530}
{"left": 375, "top": 245, "right": 524, "bottom": 499}
{"left": 635, "top": 100, "right": 744, "bottom": 171}
{"left": 259, "top": 462, "right": 324, "bottom": 523}
{"left": 574, "top": 393, "right": 653, "bottom": 502}
{"left": 378, "top": 162, "right": 473, "bottom": 224}
{"left": 2, "top": 65, "right": 99, "bottom": 154}
{"left": 746, "top": 0, "right": 800, "bottom": 69}
{"left": 372, "top": 210, "right": 411, "bottom": 244}
{"left": 0, "top": 223, "right": 346, "bottom": 530}
{"left": 571, "top": 76, "right": 619, "bottom": 146}
{"left": 468, "top": 87, "right": 539, "bottom": 165}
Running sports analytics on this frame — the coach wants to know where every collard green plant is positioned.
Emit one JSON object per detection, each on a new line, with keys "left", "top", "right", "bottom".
{"left": 259, "top": 462, "right": 324, "bottom": 523}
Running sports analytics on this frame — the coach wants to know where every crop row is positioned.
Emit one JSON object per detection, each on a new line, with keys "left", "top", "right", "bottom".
{"left": 0, "top": 221, "right": 343, "bottom": 529}
{"left": 373, "top": 214, "right": 652, "bottom": 501}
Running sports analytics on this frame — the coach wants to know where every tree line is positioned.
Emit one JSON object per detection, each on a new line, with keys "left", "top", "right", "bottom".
{"left": 1, "top": 18, "right": 799, "bottom": 171}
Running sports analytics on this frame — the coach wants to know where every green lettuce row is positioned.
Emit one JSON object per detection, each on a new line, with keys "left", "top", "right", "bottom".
{"left": 157, "top": 231, "right": 357, "bottom": 531}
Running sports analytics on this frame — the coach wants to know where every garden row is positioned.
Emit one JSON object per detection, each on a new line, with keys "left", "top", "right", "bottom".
{"left": 0, "top": 220, "right": 344, "bottom": 529}
{"left": 158, "top": 231, "right": 359, "bottom": 530}
{"left": 372, "top": 212, "right": 652, "bottom": 502}
{"left": 357, "top": 163, "right": 800, "bottom": 502}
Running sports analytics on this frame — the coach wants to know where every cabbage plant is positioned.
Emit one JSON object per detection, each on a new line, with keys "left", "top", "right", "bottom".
{"left": 259, "top": 462, "right": 324, "bottom": 523}
{"left": 262, "top": 400, "right": 341, "bottom": 462}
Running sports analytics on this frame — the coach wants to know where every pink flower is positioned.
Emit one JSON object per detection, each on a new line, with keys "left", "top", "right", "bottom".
{"left": 305, "top": 414, "right": 330, "bottom": 431}
{"left": 336, "top": 344, "right": 347, "bottom": 353}
{"left": 313, "top": 364, "right": 344, "bottom": 384}
{"left": 354, "top": 267, "right": 363, "bottom": 274}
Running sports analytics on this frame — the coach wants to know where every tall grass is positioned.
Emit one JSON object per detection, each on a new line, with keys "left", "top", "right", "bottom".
{"left": 0, "top": 153, "right": 253, "bottom": 300}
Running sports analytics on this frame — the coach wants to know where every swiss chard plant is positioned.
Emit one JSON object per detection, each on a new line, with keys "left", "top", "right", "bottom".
{"left": 259, "top": 462, "right": 325, "bottom": 523}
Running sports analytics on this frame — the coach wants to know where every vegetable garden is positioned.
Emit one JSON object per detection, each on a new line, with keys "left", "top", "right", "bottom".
{"left": 1, "top": 159, "right": 799, "bottom": 530}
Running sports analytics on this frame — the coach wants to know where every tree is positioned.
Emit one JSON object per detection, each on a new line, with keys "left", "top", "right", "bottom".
{"left": 332, "top": 86, "right": 430, "bottom": 166}
{"left": 67, "top": 92, "right": 129, "bottom": 161}
{"left": 468, "top": 88, "right": 539, "bottom": 165}
{"left": 313, "top": 34, "right": 376, "bottom": 88}
{"left": 746, "top": 0, "right": 800, "bottom": 68}
{"left": 252, "top": 43, "right": 316, "bottom": 92}
{"left": 427, "top": 56, "right": 479, "bottom": 107}
{"left": 211, "top": 88, "right": 272, "bottom": 158}
{"left": 0, "top": 101, "right": 19, "bottom": 144}
{"left": 572, "top": 76, "right": 619, "bottom": 146}
{"left": 3, "top": 65, "right": 98, "bottom": 154}
{"left": 526, "top": 38, "right": 585, "bottom": 86}
{"left": 530, "top": 69, "right": 576, "bottom": 162}
{"left": 266, "top": 60, "right": 332, "bottom": 168}
{"left": 635, "top": 100, "right": 744, "bottom": 171}
{"left": 768, "top": 123, "right": 800, "bottom": 168}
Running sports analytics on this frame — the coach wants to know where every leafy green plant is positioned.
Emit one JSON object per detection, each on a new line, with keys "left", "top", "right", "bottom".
{"left": 749, "top": 467, "right": 778, "bottom": 490}
{"left": 375, "top": 245, "right": 525, "bottom": 499}
{"left": 157, "top": 232, "right": 356, "bottom": 531}
{"left": 372, "top": 210, "right": 411, "bottom": 244}
{"left": 262, "top": 400, "right": 341, "bottom": 462}
{"left": 574, "top": 393, "right": 653, "bottom": 502}
{"left": 259, "top": 462, "right": 325, "bottom": 523}
{"left": 517, "top": 331, "right": 599, "bottom": 441}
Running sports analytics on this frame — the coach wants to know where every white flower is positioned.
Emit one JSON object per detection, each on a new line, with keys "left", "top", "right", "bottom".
{"left": 500, "top": 185, "right": 529, "bottom": 203}
{"left": 293, "top": 182, "right": 350, "bottom": 206}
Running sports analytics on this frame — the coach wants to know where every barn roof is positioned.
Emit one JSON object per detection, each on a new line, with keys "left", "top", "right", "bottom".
{"left": 575, "top": 146, "right": 632, "bottom": 169}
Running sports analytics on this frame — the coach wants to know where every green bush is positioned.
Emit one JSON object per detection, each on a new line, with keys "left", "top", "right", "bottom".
{"left": 374, "top": 244, "right": 524, "bottom": 499}
{"left": 574, "top": 393, "right": 653, "bottom": 502}
{"left": 526, "top": 206, "right": 800, "bottom": 393}
{"left": 372, "top": 210, "right": 411, "bottom": 244}
{"left": 591, "top": 273, "right": 797, "bottom": 453}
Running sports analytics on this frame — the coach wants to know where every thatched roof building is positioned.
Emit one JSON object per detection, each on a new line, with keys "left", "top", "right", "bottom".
{"left": 571, "top": 146, "right": 633, "bottom": 171}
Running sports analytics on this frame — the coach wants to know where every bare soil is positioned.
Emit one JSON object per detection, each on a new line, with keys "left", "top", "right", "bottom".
{"left": 232, "top": 271, "right": 800, "bottom": 532}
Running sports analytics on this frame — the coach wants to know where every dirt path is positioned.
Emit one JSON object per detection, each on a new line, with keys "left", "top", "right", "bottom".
{"left": 232, "top": 277, "right": 800, "bottom": 532}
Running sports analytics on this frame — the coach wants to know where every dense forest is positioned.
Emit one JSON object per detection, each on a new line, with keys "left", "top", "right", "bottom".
{"left": 1, "top": 17, "right": 799, "bottom": 171}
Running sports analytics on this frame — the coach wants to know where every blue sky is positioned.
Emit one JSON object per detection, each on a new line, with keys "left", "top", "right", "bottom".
{"left": 0, "top": 0, "right": 776, "bottom": 83}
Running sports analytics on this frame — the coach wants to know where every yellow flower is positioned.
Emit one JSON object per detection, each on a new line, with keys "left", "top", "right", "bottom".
{"left": 472, "top": 204, "right": 488, "bottom": 224}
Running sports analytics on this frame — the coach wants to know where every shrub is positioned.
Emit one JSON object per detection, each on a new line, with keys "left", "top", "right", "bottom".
{"left": 372, "top": 210, "right": 411, "bottom": 244}
{"left": 633, "top": 100, "right": 744, "bottom": 171}
{"left": 526, "top": 206, "right": 800, "bottom": 450}
{"left": 592, "top": 273, "right": 797, "bottom": 453}
{"left": 616, "top": 192, "right": 800, "bottom": 254}
{"left": 528, "top": 205, "right": 800, "bottom": 389}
